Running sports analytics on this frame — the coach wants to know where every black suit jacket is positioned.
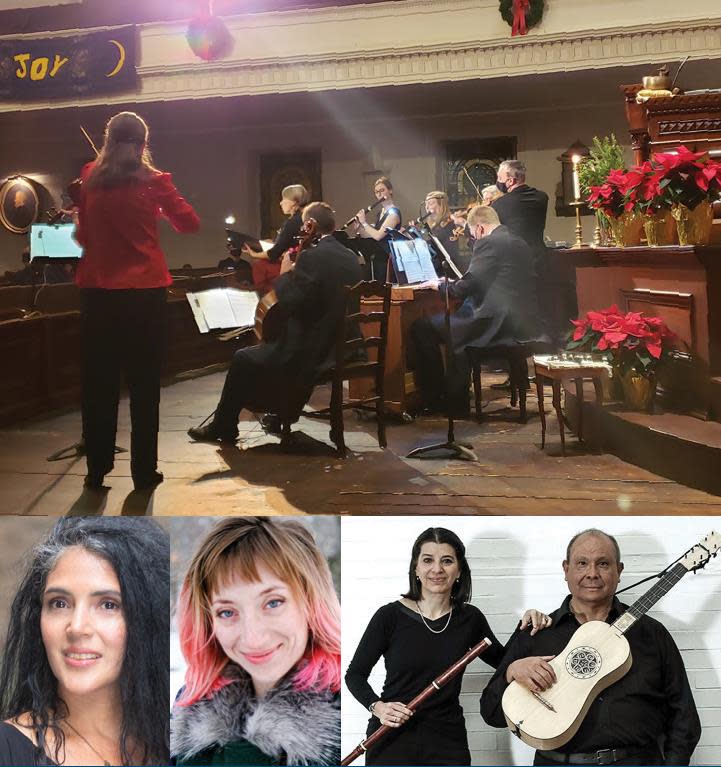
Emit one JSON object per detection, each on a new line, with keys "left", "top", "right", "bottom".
{"left": 491, "top": 184, "right": 548, "bottom": 253}
{"left": 270, "top": 234, "right": 363, "bottom": 411}
{"left": 441, "top": 225, "right": 548, "bottom": 353}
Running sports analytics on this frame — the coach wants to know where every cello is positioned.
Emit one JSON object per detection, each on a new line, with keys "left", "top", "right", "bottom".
{"left": 253, "top": 216, "right": 321, "bottom": 342}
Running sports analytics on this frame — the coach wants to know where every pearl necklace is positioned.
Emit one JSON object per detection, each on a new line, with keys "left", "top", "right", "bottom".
{"left": 416, "top": 601, "right": 453, "bottom": 634}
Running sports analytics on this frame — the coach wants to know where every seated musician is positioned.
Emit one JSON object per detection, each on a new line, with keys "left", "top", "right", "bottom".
{"left": 353, "top": 176, "right": 402, "bottom": 281}
{"left": 187, "top": 201, "right": 362, "bottom": 444}
{"left": 480, "top": 528, "right": 701, "bottom": 766}
{"left": 242, "top": 184, "right": 308, "bottom": 295}
{"left": 217, "top": 230, "right": 253, "bottom": 284}
{"left": 410, "top": 205, "right": 547, "bottom": 417}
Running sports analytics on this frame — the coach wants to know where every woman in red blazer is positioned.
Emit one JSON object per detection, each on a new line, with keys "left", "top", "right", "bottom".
{"left": 75, "top": 111, "right": 200, "bottom": 491}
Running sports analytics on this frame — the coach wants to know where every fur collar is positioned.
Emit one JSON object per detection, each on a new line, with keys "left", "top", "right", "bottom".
{"left": 171, "top": 665, "right": 340, "bottom": 765}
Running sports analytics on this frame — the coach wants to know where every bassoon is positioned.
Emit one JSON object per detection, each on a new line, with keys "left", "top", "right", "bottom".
{"left": 341, "top": 637, "right": 492, "bottom": 766}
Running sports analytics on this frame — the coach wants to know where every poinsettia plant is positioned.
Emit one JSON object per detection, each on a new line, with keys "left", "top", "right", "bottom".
{"left": 587, "top": 169, "right": 629, "bottom": 218}
{"left": 648, "top": 145, "right": 721, "bottom": 210}
{"left": 566, "top": 305, "right": 676, "bottom": 376}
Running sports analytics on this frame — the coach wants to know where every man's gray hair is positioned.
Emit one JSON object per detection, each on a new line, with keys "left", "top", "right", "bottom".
{"left": 499, "top": 159, "right": 526, "bottom": 182}
{"left": 565, "top": 528, "right": 621, "bottom": 564}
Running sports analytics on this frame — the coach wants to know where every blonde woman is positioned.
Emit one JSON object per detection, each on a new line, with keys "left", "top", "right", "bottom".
{"left": 243, "top": 184, "right": 309, "bottom": 295}
{"left": 354, "top": 176, "right": 401, "bottom": 280}
{"left": 171, "top": 518, "right": 341, "bottom": 766}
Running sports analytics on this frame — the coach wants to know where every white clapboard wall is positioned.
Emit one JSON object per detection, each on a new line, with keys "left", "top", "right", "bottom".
{"left": 341, "top": 516, "right": 721, "bottom": 767}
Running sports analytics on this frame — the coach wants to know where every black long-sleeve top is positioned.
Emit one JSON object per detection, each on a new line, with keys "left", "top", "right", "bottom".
{"left": 345, "top": 601, "right": 506, "bottom": 741}
{"left": 266, "top": 210, "right": 303, "bottom": 263}
{"left": 480, "top": 595, "right": 701, "bottom": 765}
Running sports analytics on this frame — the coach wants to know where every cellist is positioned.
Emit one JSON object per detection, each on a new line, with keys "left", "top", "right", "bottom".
{"left": 187, "top": 202, "right": 362, "bottom": 445}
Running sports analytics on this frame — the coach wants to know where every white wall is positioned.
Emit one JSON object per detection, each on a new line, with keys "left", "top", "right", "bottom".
{"left": 341, "top": 517, "right": 721, "bottom": 766}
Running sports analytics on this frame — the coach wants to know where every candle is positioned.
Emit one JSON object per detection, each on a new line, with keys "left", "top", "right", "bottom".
{"left": 571, "top": 154, "right": 581, "bottom": 201}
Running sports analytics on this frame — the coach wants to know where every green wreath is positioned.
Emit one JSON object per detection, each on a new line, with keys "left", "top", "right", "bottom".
{"left": 499, "top": 0, "right": 544, "bottom": 32}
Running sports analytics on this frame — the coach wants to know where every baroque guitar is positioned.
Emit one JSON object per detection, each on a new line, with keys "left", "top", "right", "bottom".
{"left": 501, "top": 531, "right": 720, "bottom": 751}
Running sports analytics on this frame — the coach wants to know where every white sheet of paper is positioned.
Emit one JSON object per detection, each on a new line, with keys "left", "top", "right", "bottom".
{"left": 227, "top": 289, "right": 259, "bottom": 327}
{"left": 392, "top": 240, "right": 436, "bottom": 284}
{"left": 259, "top": 240, "right": 274, "bottom": 253}
{"left": 187, "top": 289, "right": 259, "bottom": 332}
{"left": 187, "top": 293, "right": 210, "bottom": 333}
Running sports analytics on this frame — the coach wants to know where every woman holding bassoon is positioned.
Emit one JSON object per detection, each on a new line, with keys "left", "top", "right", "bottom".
{"left": 344, "top": 527, "right": 550, "bottom": 766}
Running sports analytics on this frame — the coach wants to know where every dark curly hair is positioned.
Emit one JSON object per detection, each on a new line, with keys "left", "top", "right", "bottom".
{"left": 402, "top": 527, "right": 472, "bottom": 607}
{"left": 0, "top": 517, "right": 169, "bottom": 765}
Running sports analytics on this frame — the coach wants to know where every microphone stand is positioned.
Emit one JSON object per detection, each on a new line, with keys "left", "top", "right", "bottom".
{"left": 406, "top": 261, "right": 477, "bottom": 462}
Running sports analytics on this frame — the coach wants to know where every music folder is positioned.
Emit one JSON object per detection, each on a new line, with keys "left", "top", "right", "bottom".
{"left": 389, "top": 238, "right": 437, "bottom": 285}
{"left": 225, "top": 229, "right": 273, "bottom": 253}
{"left": 30, "top": 223, "right": 83, "bottom": 262}
{"left": 186, "top": 288, "right": 259, "bottom": 333}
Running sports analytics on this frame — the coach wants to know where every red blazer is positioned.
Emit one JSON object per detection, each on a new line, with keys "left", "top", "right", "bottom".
{"left": 75, "top": 162, "right": 200, "bottom": 289}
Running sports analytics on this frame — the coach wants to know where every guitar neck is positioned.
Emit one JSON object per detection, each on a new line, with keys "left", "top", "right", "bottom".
{"left": 612, "top": 562, "right": 688, "bottom": 634}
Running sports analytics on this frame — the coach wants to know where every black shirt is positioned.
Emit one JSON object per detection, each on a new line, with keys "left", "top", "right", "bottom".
{"left": 0, "top": 722, "right": 53, "bottom": 766}
{"left": 267, "top": 210, "right": 303, "bottom": 263}
{"left": 480, "top": 595, "right": 701, "bottom": 765}
{"left": 345, "top": 601, "right": 505, "bottom": 738}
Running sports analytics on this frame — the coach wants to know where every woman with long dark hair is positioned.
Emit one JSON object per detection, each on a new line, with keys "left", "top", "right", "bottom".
{"left": 75, "top": 110, "right": 200, "bottom": 491}
{"left": 171, "top": 517, "right": 341, "bottom": 766}
{"left": 0, "top": 517, "right": 170, "bottom": 765}
{"left": 345, "top": 527, "right": 550, "bottom": 766}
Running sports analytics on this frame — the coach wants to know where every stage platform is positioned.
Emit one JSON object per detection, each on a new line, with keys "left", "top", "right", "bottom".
{"left": 0, "top": 370, "right": 718, "bottom": 517}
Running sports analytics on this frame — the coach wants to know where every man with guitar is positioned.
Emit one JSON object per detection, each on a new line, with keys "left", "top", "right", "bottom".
{"left": 481, "top": 529, "right": 701, "bottom": 766}
{"left": 187, "top": 201, "right": 362, "bottom": 445}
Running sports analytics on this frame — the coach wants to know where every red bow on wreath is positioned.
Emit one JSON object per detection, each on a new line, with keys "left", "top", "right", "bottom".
{"left": 512, "top": 0, "right": 530, "bottom": 35}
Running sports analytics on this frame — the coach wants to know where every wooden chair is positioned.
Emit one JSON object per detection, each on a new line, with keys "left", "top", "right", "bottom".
{"left": 467, "top": 340, "right": 554, "bottom": 423}
{"left": 296, "top": 280, "right": 391, "bottom": 458}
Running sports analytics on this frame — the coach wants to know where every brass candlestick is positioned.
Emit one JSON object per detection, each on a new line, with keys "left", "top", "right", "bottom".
{"left": 570, "top": 200, "right": 584, "bottom": 248}
{"left": 570, "top": 155, "right": 585, "bottom": 249}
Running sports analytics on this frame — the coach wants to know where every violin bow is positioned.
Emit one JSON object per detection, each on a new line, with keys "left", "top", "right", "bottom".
{"left": 80, "top": 124, "right": 100, "bottom": 157}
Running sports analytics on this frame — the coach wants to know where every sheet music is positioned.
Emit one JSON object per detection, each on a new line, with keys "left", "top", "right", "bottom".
{"left": 392, "top": 240, "right": 437, "bottom": 284}
{"left": 186, "top": 288, "right": 258, "bottom": 333}
{"left": 227, "top": 289, "right": 259, "bottom": 327}
{"left": 187, "top": 293, "right": 210, "bottom": 333}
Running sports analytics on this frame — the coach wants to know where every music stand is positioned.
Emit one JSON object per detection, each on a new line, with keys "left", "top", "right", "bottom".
{"left": 406, "top": 261, "right": 477, "bottom": 462}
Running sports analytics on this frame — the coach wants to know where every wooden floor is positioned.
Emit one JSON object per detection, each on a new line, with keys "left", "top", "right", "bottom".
{"left": 1, "top": 371, "right": 719, "bottom": 516}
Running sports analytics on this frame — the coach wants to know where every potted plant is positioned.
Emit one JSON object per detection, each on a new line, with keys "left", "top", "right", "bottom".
{"left": 618, "top": 161, "right": 676, "bottom": 246}
{"left": 578, "top": 135, "right": 627, "bottom": 246}
{"left": 567, "top": 305, "right": 676, "bottom": 411}
{"left": 587, "top": 169, "right": 643, "bottom": 247}
{"left": 648, "top": 146, "right": 721, "bottom": 245}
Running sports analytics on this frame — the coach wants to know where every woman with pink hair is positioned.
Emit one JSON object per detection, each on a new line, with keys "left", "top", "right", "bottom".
{"left": 170, "top": 517, "right": 340, "bottom": 766}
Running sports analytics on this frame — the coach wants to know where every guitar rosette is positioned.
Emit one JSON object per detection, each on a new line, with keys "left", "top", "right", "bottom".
{"left": 565, "top": 646, "right": 602, "bottom": 679}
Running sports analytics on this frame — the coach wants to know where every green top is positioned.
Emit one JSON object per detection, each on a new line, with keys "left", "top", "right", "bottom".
{"left": 176, "top": 738, "right": 279, "bottom": 766}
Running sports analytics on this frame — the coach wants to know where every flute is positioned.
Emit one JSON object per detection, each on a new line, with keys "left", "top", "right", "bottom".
{"left": 343, "top": 197, "right": 386, "bottom": 229}
{"left": 341, "top": 637, "right": 492, "bottom": 766}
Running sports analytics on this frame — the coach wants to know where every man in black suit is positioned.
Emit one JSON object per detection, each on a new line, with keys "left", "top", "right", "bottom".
{"left": 411, "top": 206, "right": 548, "bottom": 416}
{"left": 491, "top": 159, "right": 548, "bottom": 263}
{"left": 188, "top": 202, "right": 362, "bottom": 443}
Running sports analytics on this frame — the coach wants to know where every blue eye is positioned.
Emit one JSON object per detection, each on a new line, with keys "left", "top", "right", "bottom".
{"left": 216, "top": 609, "right": 235, "bottom": 619}
{"left": 266, "top": 598, "right": 284, "bottom": 609}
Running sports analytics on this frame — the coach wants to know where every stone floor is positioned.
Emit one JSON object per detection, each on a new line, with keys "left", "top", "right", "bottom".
{"left": 1, "top": 371, "right": 719, "bottom": 516}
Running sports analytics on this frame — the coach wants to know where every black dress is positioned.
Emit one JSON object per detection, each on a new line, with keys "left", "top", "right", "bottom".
{"left": 345, "top": 601, "right": 506, "bottom": 766}
{"left": 0, "top": 723, "right": 52, "bottom": 766}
